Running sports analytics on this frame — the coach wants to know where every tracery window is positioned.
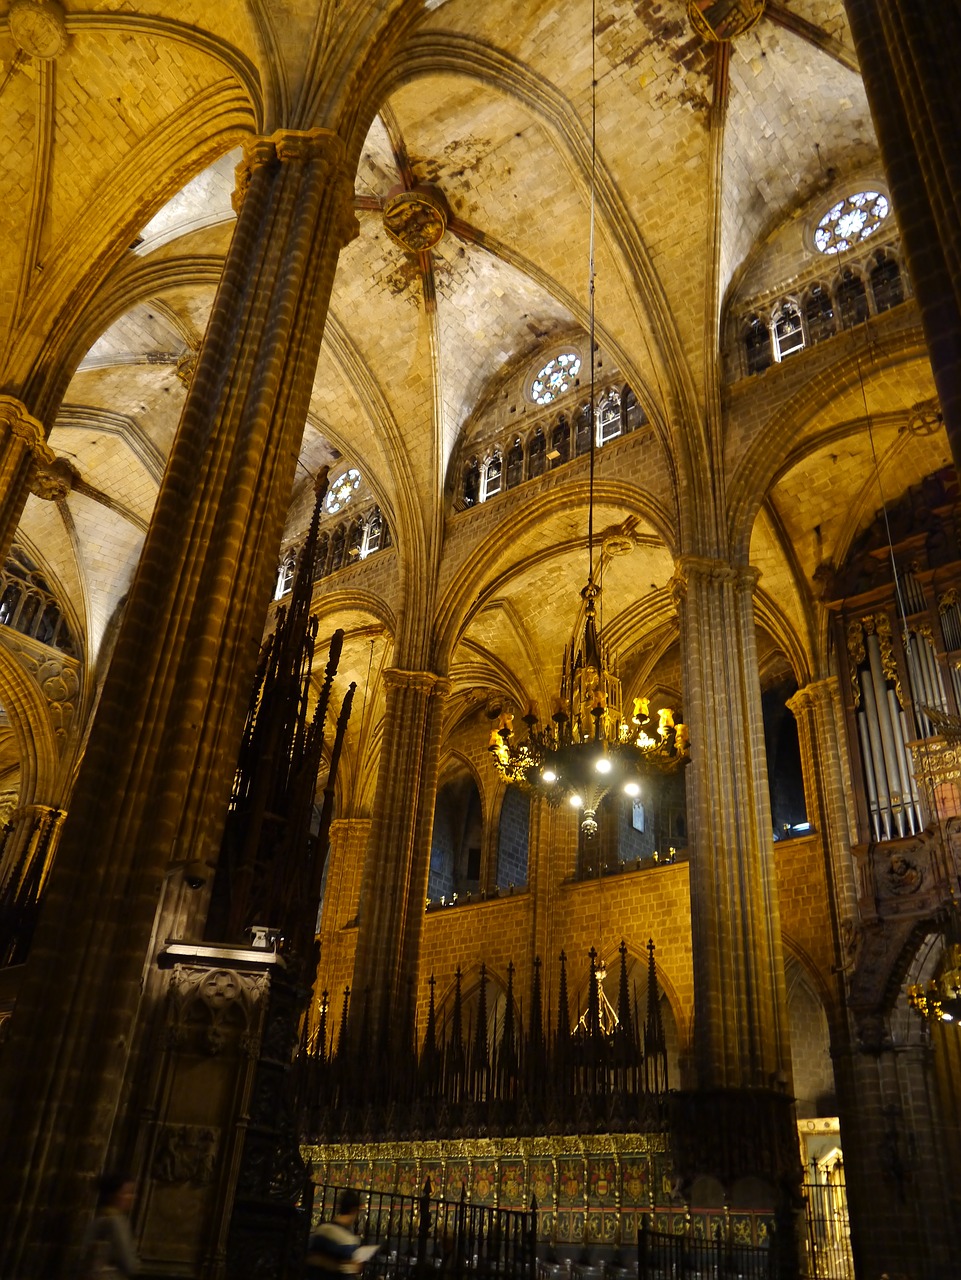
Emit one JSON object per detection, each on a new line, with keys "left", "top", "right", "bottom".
{"left": 324, "top": 467, "right": 361, "bottom": 514}
{"left": 550, "top": 417, "right": 570, "bottom": 468}
{"left": 814, "top": 191, "right": 890, "bottom": 255}
{"left": 0, "top": 547, "right": 76, "bottom": 655}
{"left": 275, "top": 550, "right": 298, "bottom": 598}
{"left": 528, "top": 428, "right": 547, "bottom": 479}
{"left": 462, "top": 458, "right": 480, "bottom": 507}
{"left": 869, "top": 251, "right": 904, "bottom": 313}
{"left": 804, "top": 284, "right": 836, "bottom": 344}
{"left": 744, "top": 315, "right": 772, "bottom": 376}
{"left": 596, "top": 390, "right": 622, "bottom": 444}
{"left": 505, "top": 438, "right": 524, "bottom": 488}
{"left": 364, "top": 507, "right": 384, "bottom": 556}
{"left": 529, "top": 351, "right": 581, "bottom": 405}
{"left": 773, "top": 302, "right": 805, "bottom": 361}
{"left": 483, "top": 451, "right": 503, "bottom": 501}
{"left": 574, "top": 404, "right": 592, "bottom": 456}
{"left": 836, "top": 269, "right": 869, "bottom": 328}
{"left": 624, "top": 387, "right": 646, "bottom": 432}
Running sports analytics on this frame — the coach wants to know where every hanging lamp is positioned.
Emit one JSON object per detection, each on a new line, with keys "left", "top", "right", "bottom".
{"left": 487, "top": 0, "right": 688, "bottom": 836}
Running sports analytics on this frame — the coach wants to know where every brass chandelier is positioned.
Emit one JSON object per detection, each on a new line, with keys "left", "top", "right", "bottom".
{"left": 487, "top": 582, "right": 688, "bottom": 838}
{"left": 487, "top": 0, "right": 688, "bottom": 837}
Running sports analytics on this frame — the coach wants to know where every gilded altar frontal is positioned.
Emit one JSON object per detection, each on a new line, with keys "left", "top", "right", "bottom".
{"left": 0, "top": 2, "right": 959, "bottom": 1279}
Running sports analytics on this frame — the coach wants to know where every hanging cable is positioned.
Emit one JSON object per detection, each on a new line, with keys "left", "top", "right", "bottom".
{"left": 587, "top": 0, "right": 598, "bottom": 588}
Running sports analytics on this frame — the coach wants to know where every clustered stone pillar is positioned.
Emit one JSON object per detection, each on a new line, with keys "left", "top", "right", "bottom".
{"left": 315, "top": 816, "right": 371, "bottom": 1029}
{"left": 0, "top": 127, "right": 358, "bottom": 1278}
{"left": 0, "top": 801, "right": 66, "bottom": 890}
{"left": 0, "top": 395, "right": 54, "bottom": 562}
{"left": 844, "top": 1, "right": 961, "bottom": 470}
{"left": 671, "top": 555, "right": 792, "bottom": 1091}
{"left": 786, "top": 679, "right": 859, "bottom": 945}
{"left": 350, "top": 669, "right": 450, "bottom": 1049}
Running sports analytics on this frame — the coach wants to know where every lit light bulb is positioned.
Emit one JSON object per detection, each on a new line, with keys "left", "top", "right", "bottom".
{"left": 595, "top": 757, "right": 612, "bottom": 774}
{"left": 624, "top": 781, "right": 640, "bottom": 797}
{"left": 542, "top": 769, "right": 557, "bottom": 783}
{"left": 569, "top": 793, "right": 583, "bottom": 808}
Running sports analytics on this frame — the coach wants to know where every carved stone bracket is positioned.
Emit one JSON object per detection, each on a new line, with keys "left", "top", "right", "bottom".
{"left": 166, "top": 962, "right": 271, "bottom": 1057}
{"left": 30, "top": 455, "right": 79, "bottom": 502}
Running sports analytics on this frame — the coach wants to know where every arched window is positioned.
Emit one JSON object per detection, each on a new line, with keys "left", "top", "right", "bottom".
{"left": 362, "top": 507, "right": 383, "bottom": 557}
{"left": 870, "top": 251, "right": 904, "bottom": 313}
{"left": 314, "top": 532, "right": 330, "bottom": 580}
{"left": 429, "top": 771, "right": 484, "bottom": 898}
{"left": 574, "top": 404, "right": 592, "bottom": 456}
{"left": 528, "top": 427, "right": 547, "bottom": 479}
{"left": 505, "top": 438, "right": 524, "bottom": 488}
{"left": 346, "top": 517, "right": 364, "bottom": 561}
{"left": 744, "top": 315, "right": 772, "bottom": 375}
{"left": 836, "top": 268, "right": 869, "bottom": 328}
{"left": 496, "top": 787, "right": 530, "bottom": 888}
{"left": 623, "top": 387, "right": 646, "bottom": 432}
{"left": 0, "top": 583, "right": 23, "bottom": 627}
{"left": 462, "top": 458, "right": 480, "bottom": 507}
{"left": 773, "top": 301, "right": 805, "bottom": 361}
{"left": 482, "top": 451, "right": 503, "bottom": 501}
{"left": 804, "top": 283, "right": 836, "bottom": 344}
{"left": 596, "top": 389, "right": 622, "bottom": 444}
{"left": 275, "top": 550, "right": 297, "bottom": 599}
{"left": 329, "top": 522, "right": 347, "bottom": 573}
{"left": 549, "top": 416, "right": 570, "bottom": 468}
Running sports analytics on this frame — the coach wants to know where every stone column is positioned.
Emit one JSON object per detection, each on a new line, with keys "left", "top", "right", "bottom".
{"left": 844, "top": 1, "right": 961, "bottom": 468}
{"left": 0, "top": 396, "right": 54, "bottom": 561}
{"left": 0, "top": 127, "right": 358, "bottom": 1278}
{"left": 315, "top": 817, "right": 369, "bottom": 1028}
{"left": 350, "top": 669, "right": 450, "bottom": 1048}
{"left": 786, "top": 679, "right": 859, "bottom": 948}
{"left": 671, "top": 555, "right": 792, "bottom": 1091}
{"left": 836, "top": 1027, "right": 952, "bottom": 1279}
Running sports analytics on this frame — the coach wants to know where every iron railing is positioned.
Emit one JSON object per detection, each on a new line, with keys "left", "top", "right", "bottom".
{"left": 803, "top": 1174, "right": 855, "bottom": 1279}
{"left": 311, "top": 1181, "right": 537, "bottom": 1280}
{"left": 637, "top": 1215, "right": 774, "bottom": 1280}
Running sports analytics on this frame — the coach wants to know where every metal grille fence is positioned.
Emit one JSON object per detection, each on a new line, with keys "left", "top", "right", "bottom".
{"left": 803, "top": 1173, "right": 855, "bottom": 1279}
{"left": 637, "top": 1215, "right": 774, "bottom": 1279}
{"left": 311, "top": 1182, "right": 537, "bottom": 1280}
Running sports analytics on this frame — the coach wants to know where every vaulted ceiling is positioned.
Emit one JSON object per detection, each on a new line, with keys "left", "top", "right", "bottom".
{"left": 0, "top": 0, "right": 947, "bottom": 716}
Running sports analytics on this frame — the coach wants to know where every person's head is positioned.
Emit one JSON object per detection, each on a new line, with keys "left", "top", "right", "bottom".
{"left": 337, "top": 1188, "right": 362, "bottom": 1220}
{"left": 97, "top": 1174, "right": 135, "bottom": 1213}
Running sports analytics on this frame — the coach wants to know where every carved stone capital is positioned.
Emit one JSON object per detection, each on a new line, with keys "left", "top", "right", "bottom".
{"left": 786, "top": 676, "right": 840, "bottom": 718}
{"left": 232, "top": 128, "right": 357, "bottom": 247}
{"left": 0, "top": 396, "right": 45, "bottom": 451}
{"left": 669, "top": 555, "right": 758, "bottom": 603}
{"left": 383, "top": 668, "right": 451, "bottom": 698}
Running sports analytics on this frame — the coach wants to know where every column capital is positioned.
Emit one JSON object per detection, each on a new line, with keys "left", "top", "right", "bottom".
{"left": 669, "top": 554, "right": 760, "bottom": 602}
{"left": 232, "top": 128, "right": 358, "bottom": 246}
{"left": 786, "top": 676, "right": 841, "bottom": 717}
{"left": 382, "top": 668, "right": 451, "bottom": 698}
{"left": 0, "top": 395, "right": 45, "bottom": 452}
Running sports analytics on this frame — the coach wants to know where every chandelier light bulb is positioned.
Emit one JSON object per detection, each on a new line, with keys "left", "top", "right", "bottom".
{"left": 569, "top": 793, "right": 583, "bottom": 808}
{"left": 595, "top": 757, "right": 612, "bottom": 774}
{"left": 542, "top": 768, "right": 557, "bottom": 783}
{"left": 624, "top": 781, "right": 640, "bottom": 797}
